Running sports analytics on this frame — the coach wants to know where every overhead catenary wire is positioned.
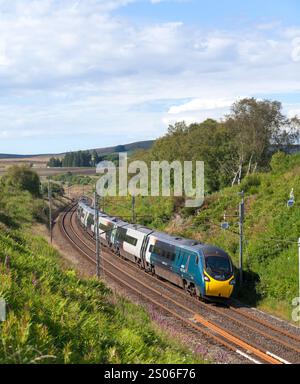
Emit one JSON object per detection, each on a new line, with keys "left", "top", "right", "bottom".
{"left": 97, "top": 194, "right": 300, "bottom": 245}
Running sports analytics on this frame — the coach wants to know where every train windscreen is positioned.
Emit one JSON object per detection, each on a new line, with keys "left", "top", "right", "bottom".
{"left": 204, "top": 254, "right": 232, "bottom": 281}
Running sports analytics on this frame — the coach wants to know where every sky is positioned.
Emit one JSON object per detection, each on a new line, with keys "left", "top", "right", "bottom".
{"left": 0, "top": 0, "right": 300, "bottom": 154}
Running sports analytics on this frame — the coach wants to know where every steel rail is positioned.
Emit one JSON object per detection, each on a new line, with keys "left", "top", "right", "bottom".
{"left": 58, "top": 204, "right": 285, "bottom": 364}
{"left": 73, "top": 204, "right": 300, "bottom": 353}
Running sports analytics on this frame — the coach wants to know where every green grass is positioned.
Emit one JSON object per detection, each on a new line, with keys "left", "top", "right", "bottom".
{"left": 51, "top": 173, "right": 96, "bottom": 186}
{"left": 0, "top": 183, "right": 205, "bottom": 364}
{"left": 0, "top": 230, "right": 204, "bottom": 363}
{"left": 183, "top": 152, "right": 300, "bottom": 320}
{"left": 104, "top": 195, "right": 175, "bottom": 229}
{"left": 104, "top": 152, "right": 300, "bottom": 322}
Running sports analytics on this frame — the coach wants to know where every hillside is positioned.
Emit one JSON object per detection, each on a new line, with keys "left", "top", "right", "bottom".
{"left": 93, "top": 140, "right": 154, "bottom": 155}
{"left": 104, "top": 152, "right": 300, "bottom": 321}
{"left": 0, "top": 171, "right": 202, "bottom": 364}
{"left": 0, "top": 140, "right": 154, "bottom": 160}
{"left": 170, "top": 151, "right": 299, "bottom": 319}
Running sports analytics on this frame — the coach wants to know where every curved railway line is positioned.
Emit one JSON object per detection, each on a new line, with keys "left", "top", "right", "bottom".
{"left": 58, "top": 202, "right": 300, "bottom": 365}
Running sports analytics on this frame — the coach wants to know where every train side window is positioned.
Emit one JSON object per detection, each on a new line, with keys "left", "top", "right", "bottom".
{"left": 149, "top": 245, "right": 154, "bottom": 253}
{"left": 125, "top": 235, "right": 138, "bottom": 246}
{"left": 196, "top": 255, "right": 199, "bottom": 264}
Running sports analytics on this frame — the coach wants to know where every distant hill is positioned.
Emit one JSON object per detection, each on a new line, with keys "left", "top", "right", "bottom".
{"left": 0, "top": 140, "right": 154, "bottom": 159}
{"left": 0, "top": 153, "right": 56, "bottom": 159}
{"left": 0, "top": 154, "right": 39, "bottom": 159}
{"left": 92, "top": 140, "right": 154, "bottom": 155}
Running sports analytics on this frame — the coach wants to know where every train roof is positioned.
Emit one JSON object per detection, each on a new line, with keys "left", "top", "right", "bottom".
{"left": 150, "top": 231, "right": 202, "bottom": 249}
{"left": 124, "top": 223, "right": 153, "bottom": 235}
{"left": 201, "top": 246, "right": 230, "bottom": 258}
{"left": 149, "top": 231, "right": 227, "bottom": 255}
{"left": 79, "top": 201, "right": 122, "bottom": 223}
{"left": 78, "top": 201, "right": 229, "bottom": 256}
{"left": 113, "top": 218, "right": 129, "bottom": 227}
{"left": 78, "top": 201, "right": 95, "bottom": 215}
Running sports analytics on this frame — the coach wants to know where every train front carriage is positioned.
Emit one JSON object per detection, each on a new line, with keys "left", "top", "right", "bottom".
{"left": 201, "top": 247, "right": 235, "bottom": 299}
{"left": 77, "top": 200, "right": 235, "bottom": 301}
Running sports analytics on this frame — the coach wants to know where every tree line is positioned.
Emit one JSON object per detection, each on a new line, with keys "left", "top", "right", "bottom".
{"left": 134, "top": 98, "right": 300, "bottom": 193}
{"left": 47, "top": 98, "right": 300, "bottom": 193}
{"left": 47, "top": 150, "right": 122, "bottom": 168}
{"left": 47, "top": 150, "right": 102, "bottom": 168}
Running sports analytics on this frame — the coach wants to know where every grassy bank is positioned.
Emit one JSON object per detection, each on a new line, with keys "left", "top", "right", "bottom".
{"left": 0, "top": 172, "right": 205, "bottom": 364}
{"left": 104, "top": 152, "right": 300, "bottom": 322}
{"left": 178, "top": 152, "right": 299, "bottom": 320}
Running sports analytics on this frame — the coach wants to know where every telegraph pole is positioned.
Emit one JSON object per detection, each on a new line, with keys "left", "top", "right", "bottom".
{"left": 298, "top": 238, "right": 300, "bottom": 316}
{"left": 287, "top": 189, "right": 299, "bottom": 326}
{"left": 239, "top": 191, "right": 245, "bottom": 284}
{"left": 132, "top": 195, "right": 136, "bottom": 224}
{"left": 95, "top": 191, "right": 100, "bottom": 278}
{"left": 222, "top": 190, "right": 245, "bottom": 285}
{"left": 48, "top": 179, "right": 53, "bottom": 243}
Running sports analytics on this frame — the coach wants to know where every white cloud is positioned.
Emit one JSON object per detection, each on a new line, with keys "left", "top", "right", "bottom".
{"left": 291, "top": 38, "right": 300, "bottom": 62}
{"left": 286, "top": 106, "right": 300, "bottom": 118}
{"left": 0, "top": 1, "right": 299, "bottom": 152}
{"left": 168, "top": 98, "right": 236, "bottom": 114}
{"left": 256, "top": 21, "right": 281, "bottom": 31}
{"left": 0, "top": 41, "right": 10, "bottom": 66}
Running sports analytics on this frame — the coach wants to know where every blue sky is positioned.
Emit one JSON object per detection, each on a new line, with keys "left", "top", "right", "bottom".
{"left": 0, "top": 0, "right": 300, "bottom": 154}
{"left": 119, "top": 0, "right": 300, "bottom": 28}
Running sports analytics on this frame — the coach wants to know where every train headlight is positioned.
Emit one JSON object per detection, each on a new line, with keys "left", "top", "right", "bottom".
{"left": 229, "top": 278, "right": 236, "bottom": 286}
{"left": 204, "top": 275, "right": 210, "bottom": 282}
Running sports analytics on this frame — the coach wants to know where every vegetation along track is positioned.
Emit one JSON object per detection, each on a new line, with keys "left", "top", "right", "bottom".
{"left": 58, "top": 203, "right": 300, "bottom": 364}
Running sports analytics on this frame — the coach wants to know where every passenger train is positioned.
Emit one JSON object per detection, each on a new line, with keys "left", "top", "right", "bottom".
{"left": 77, "top": 199, "right": 235, "bottom": 300}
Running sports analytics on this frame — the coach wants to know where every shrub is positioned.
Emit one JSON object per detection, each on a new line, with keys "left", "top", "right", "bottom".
{"left": 0, "top": 187, "right": 204, "bottom": 364}
{"left": 239, "top": 174, "right": 261, "bottom": 192}
{"left": 3, "top": 165, "right": 41, "bottom": 197}
{"left": 270, "top": 151, "right": 289, "bottom": 172}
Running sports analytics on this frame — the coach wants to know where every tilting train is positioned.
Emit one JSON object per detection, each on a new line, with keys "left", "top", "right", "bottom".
{"left": 77, "top": 199, "right": 235, "bottom": 300}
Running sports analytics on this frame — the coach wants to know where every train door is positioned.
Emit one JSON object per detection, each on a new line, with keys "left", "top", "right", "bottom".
{"left": 110, "top": 224, "right": 118, "bottom": 248}
{"left": 86, "top": 213, "right": 94, "bottom": 235}
{"left": 172, "top": 247, "right": 181, "bottom": 275}
{"left": 140, "top": 235, "right": 150, "bottom": 270}
{"left": 179, "top": 252, "right": 188, "bottom": 275}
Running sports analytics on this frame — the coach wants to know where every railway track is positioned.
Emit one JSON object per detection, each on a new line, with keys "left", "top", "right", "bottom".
{"left": 58, "top": 202, "right": 300, "bottom": 365}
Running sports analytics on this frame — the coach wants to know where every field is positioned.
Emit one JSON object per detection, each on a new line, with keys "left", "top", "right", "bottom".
{"left": 0, "top": 161, "right": 95, "bottom": 178}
